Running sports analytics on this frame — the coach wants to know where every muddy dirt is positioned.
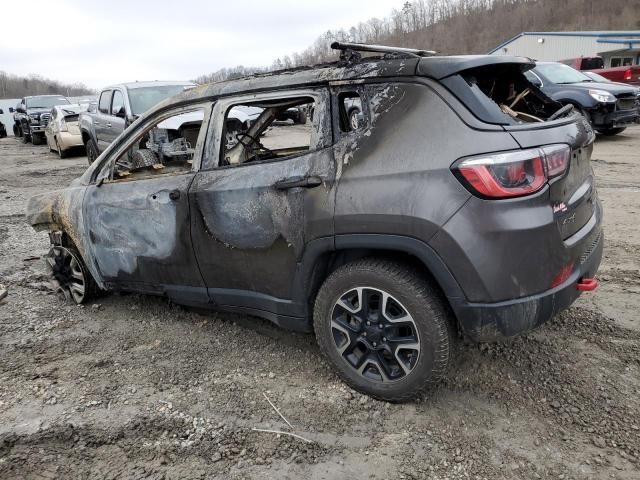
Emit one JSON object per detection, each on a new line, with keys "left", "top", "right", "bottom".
{"left": 0, "top": 131, "right": 639, "bottom": 480}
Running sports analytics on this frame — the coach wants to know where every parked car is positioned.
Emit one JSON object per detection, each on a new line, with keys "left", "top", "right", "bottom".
{"left": 79, "top": 81, "right": 196, "bottom": 165}
{"left": 11, "top": 95, "right": 71, "bottom": 145}
{"left": 560, "top": 56, "right": 640, "bottom": 86}
{"left": 525, "top": 62, "right": 640, "bottom": 135}
{"left": 0, "top": 109, "right": 7, "bottom": 138}
{"left": 26, "top": 44, "right": 603, "bottom": 401}
{"left": 45, "top": 104, "right": 87, "bottom": 158}
{"left": 583, "top": 71, "right": 640, "bottom": 96}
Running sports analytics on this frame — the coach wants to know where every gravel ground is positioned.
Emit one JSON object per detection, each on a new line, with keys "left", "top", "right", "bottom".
{"left": 0, "top": 130, "right": 639, "bottom": 480}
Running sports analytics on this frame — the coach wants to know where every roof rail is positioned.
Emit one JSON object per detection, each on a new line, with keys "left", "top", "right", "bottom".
{"left": 331, "top": 41, "right": 437, "bottom": 59}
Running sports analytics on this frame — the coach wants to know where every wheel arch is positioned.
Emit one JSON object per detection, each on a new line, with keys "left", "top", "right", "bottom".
{"left": 294, "top": 234, "right": 465, "bottom": 322}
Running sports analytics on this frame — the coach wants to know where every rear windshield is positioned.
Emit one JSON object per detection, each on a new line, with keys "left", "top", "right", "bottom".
{"left": 581, "top": 57, "right": 604, "bottom": 70}
{"left": 440, "top": 63, "right": 564, "bottom": 126}
{"left": 127, "top": 85, "right": 192, "bottom": 116}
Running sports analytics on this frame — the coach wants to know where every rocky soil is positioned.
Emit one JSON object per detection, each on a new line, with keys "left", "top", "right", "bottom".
{"left": 0, "top": 132, "right": 639, "bottom": 479}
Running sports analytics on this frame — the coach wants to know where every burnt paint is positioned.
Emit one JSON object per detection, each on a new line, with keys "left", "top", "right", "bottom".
{"left": 83, "top": 173, "right": 205, "bottom": 291}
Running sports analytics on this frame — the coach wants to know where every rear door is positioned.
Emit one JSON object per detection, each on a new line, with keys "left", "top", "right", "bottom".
{"left": 106, "top": 89, "right": 127, "bottom": 144}
{"left": 95, "top": 90, "right": 112, "bottom": 152}
{"left": 188, "top": 88, "right": 336, "bottom": 316}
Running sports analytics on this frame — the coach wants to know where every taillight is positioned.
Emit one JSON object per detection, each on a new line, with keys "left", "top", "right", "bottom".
{"left": 453, "top": 144, "right": 570, "bottom": 199}
{"left": 624, "top": 69, "right": 632, "bottom": 81}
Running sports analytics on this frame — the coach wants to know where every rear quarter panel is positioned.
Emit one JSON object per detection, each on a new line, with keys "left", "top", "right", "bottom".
{"left": 334, "top": 81, "right": 520, "bottom": 242}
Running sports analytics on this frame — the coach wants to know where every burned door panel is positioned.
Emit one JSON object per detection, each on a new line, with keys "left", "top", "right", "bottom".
{"left": 190, "top": 88, "right": 336, "bottom": 305}
{"left": 83, "top": 174, "right": 205, "bottom": 293}
{"left": 190, "top": 147, "right": 335, "bottom": 301}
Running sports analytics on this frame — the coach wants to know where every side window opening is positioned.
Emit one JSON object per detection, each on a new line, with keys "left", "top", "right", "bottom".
{"left": 111, "top": 90, "right": 125, "bottom": 116}
{"left": 221, "top": 96, "right": 314, "bottom": 167}
{"left": 98, "top": 91, "right": 111, "bottom": 114}
{"left": 106, "top": 108, "right": 205, "bottom": 182}
{"left": 338, "top": 92, "right": 364, "bottom": 133}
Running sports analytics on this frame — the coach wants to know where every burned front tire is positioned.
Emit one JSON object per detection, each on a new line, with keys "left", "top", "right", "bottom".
{"left": 313, "top": 258, "right": 452, "bottom": 402}
{"left": 46, "top": 245, "right": 99, "bottom": 304}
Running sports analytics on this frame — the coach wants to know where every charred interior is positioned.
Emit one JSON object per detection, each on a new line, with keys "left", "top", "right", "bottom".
{"left": 462, "top": 64, "right": 563, "bottom": 124}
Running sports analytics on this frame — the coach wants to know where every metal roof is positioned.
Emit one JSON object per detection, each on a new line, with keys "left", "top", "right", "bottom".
{"left": 489, "top": 31, "right": 640, "bottom": 54}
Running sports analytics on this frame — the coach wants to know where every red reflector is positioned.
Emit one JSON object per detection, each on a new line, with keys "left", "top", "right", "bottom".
{"left": 550, "top": 262, "right": 574, "bottom": 288}
{"left": 623, "top": 69, "right": 632, "bottom": 81}
{"left": 577, "top": 278, "right": 598, "bottom": 291}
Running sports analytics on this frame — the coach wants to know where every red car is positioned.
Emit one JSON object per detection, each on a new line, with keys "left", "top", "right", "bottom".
{"left": 560, "top": 57, "right": 640, "bottom": 86}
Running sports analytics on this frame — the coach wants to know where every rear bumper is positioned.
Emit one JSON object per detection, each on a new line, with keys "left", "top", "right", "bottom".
{"left": 58, "top": 131, "right": 83, "bottom": 150}
{"left": 453, "top": 227, "right": 603, "bottom": 342}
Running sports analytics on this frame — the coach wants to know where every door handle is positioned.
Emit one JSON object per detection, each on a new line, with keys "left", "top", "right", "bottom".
{"left": 274, "top": 176, "right": 322, "bottom": 190}
{"left": 106, "top": 123, "right": 112, "bottom": 128}
{"left": 169, "top": 189, "right": 181, "bottom": 201}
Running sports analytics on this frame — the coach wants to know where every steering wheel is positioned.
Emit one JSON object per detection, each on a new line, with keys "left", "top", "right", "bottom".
{"left": 235, "top": 132, "right": 275, "bottom": 158}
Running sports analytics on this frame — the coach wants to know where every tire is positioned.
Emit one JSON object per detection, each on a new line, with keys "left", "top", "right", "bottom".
{"left": 56, "top": 138, "right": 67, "bottom": 159}
{"left": 13, "top": 124, "right": 20, "bottom": 137}
{"left": 32, "top": 133, "right": 44, "bottom": 145}
{"left": 313, "top": 258, "right": 452, "bottom": 402}
{"left": 597, "top": 127, "right": 626, "bottom": 136}
{"left": 85, "top": 138, "right": 99, "bottom": 165}
{"left": 45, "top": 244, "right": 100, "bottom": 304}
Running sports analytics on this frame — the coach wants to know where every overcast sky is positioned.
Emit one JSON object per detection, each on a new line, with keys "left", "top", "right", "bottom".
{"left": 1, "top": 0, "right": 409, "bottom": 89}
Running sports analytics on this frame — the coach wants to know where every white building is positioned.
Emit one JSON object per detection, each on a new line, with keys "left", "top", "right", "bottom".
{"left": 488, "top": 31, "right": 640, "bottom": 67}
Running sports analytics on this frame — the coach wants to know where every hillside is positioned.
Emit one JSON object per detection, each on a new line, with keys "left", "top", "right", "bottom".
{"left": 196, "top": 0, "right": 640, "bottom": 83}
{"left": 0, "top": 72, "right": 93, "bottom": 100}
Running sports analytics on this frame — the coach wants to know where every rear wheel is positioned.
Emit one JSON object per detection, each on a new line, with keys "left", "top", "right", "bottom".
{"left": 46, "top": 245, "right": 99, "bottom": 304}
{"left": 85, "top": 138, "right": 99, "bottom": 165}
{"left": 597, "top": 127, "right": 626, "bottom": 136}
{"left": 56, "top": 138, "right": 67, "bottom": 158}
{"left": 314, "top": 258, "right": 452, "bottom": 402}
{"left": 32, "top": 133, "right": 44, "bottom": 145}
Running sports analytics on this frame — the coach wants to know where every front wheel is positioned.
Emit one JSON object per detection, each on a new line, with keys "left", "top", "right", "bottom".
{"left": 314, "top": 258, "right": 452, "bottom": 402}
{"left": 46, "top": 245, "right": 99, "bottom": 304}
{"left": 597, "top": 127, "right": 626, "bottom": 136}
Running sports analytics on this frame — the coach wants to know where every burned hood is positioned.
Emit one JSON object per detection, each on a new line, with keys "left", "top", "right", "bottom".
{"left": 417, "top": 55, "right": 535, "bottom": 80}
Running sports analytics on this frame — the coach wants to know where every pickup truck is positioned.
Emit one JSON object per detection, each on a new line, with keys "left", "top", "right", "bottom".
{"left": 560, "top": 56, "right": 640, "bottom": 86}
{"left": 79, "top": 81, "right": 195, "bottom": 164}
{"left": 11, "top": 95, "right": 71, "bottom": 145}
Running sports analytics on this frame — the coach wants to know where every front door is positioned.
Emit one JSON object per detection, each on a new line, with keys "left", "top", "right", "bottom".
{"left": 189, "top": 88, "right": 336, "bottom": 317}
{"left": 83, "top": 104, "right": 211, "bottom": 303}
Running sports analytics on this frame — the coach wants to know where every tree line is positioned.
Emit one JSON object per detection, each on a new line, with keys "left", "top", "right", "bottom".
{"left": 0, "top": 71, "right": 93, "bottom": 100}
{"left": 196, "top": 0, "right": 640, "bottom": 84}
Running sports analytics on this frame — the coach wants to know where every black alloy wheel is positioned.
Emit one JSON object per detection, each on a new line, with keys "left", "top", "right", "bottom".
{"left": 330, "top": 287, "right": 420, "bottom": 382}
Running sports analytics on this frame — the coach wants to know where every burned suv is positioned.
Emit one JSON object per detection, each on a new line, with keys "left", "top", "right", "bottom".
{"left": 26, "top": 43, "right": 603, "bottom": 401}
